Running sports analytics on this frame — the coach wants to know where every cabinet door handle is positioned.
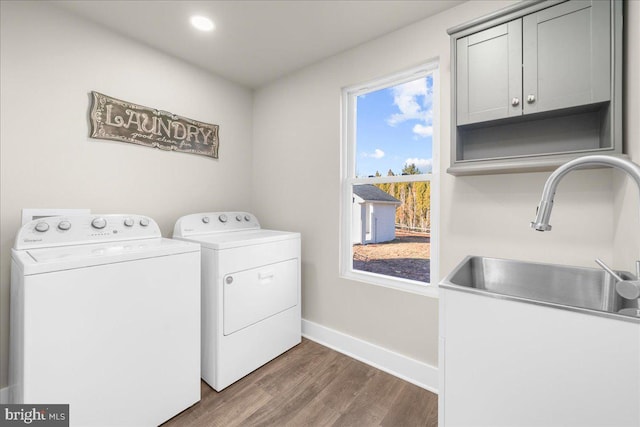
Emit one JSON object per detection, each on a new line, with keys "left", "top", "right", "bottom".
{"left": 527, "top": 94, "right": 536, "bottom": 104}
{"left": 511, "top": 97, "right": 520, "bottom": 106}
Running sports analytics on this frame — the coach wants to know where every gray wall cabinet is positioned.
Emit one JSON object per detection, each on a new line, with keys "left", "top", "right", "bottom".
{"left": 448, "top": 0, "right": 623, "bottom": 176}
{"left": 457, "top": 20, "right": 522, "bottom": 125}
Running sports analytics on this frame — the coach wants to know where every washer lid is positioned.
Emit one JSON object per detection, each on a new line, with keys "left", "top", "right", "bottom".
{"left": 12, "top": 238, "right": 200, "bottom": 275}
{"left": 180, "top": 229, "right": 299, "bottom": 250}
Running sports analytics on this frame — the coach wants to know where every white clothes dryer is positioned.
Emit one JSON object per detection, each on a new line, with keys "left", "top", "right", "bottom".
{"left": 10, "top": 214, "right": 201, "bottom": 427}
{"left": 173, "top": 212, "right": 301, "bottom": 391}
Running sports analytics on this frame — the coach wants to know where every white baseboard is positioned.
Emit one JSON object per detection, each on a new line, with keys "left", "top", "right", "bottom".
{"left": 0, "top": 386, "right": 9, "bottom": 404}
{"left": 301, "top": 319, "right": 439, "bottom": 394}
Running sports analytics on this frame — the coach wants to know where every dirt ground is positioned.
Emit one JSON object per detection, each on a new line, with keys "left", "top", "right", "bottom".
{"left": 352, "top": 229, "right": 431, "bottom": 283}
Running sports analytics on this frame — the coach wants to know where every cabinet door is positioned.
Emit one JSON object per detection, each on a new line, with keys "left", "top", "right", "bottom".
{"left": 523, "top": 0, "right": 610, "bottom": 115}
{"left": 456, "top": 19, "right": 522, "bottom": 126}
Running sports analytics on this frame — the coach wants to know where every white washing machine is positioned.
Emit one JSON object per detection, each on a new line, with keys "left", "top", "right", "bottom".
{"left": 9, "top": 214, "right": 201, "bottom": 427}
{"left": 173, "top": 212, "right": 301, "bottom": 391}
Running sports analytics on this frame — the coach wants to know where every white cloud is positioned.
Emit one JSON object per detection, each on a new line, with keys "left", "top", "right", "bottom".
{"left": 387, "top": 79, "right": 427, "bottom": 126}
{"left": 362, "top": 148, "right": 385, "bottom": 159}
{"left": 386, "top": 77, "right": 434, "bottom": 138}
{"left": 412, "top": 124, "right": 433, "bottom": 137}
{"left": 405, "top": 158, "right": 433, "bottom": 171}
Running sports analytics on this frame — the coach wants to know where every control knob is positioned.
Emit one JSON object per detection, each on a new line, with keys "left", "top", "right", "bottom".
{"left": 139, "top": 218, "right": 149, "bottom": 227}
{"left": 244, "top": 215, "right": 251, "bottom": 222}
{"left": 57, "top": 220, "right": 71, "bottom": 231}
{"left": 202, "top": 216, "right": 210, "bottom": 224}
{"left": 91, "top": 217, "right": 107, "bottom": 229}
{"left": 123, "top": 218, "right": 134, "bottom": 227}
{"left": 219, "top": 214, "right": 228, "bottom": 223}
{"left": 34, "top": 222, "right": 50, "bottom": 232}
{"left": 236, "top": 215, "right": 242, "bottom": 222}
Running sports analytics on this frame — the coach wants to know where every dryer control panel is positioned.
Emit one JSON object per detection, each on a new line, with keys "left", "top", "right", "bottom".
{"left": 173, "top": 212, "right": 260, "bottom": 238}
{"left": 14, "top": 214, "right": 161, "bottom": 250}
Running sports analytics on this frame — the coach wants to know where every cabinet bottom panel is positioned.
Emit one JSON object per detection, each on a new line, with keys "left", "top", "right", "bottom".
{"left": 457, "top": 102, "right": 611, "bottom": 162}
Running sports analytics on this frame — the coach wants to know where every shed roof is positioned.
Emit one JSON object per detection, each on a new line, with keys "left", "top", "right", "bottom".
{"left": 353, "top": 184, "right": 401, "bottom": 204}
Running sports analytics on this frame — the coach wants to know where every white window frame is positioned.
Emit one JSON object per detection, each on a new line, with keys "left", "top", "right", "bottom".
{"left": 339, "top": 61, "right": 440, "bottom": 297}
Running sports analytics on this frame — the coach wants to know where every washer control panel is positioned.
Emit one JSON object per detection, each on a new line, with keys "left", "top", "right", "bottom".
{"left": 173, "top": 212, "right": 260, "bottom": 238}
{"left": 14, "top": 214, "right": 161, "bottom": 250}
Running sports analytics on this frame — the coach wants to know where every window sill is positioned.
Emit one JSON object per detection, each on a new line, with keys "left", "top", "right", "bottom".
{"left": 341, "top": 270, "right": 440, "bottom": 298}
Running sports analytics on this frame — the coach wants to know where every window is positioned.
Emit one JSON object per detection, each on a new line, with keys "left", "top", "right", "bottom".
{"left": 340, "top": 62, "right": 439, "bottom": 296}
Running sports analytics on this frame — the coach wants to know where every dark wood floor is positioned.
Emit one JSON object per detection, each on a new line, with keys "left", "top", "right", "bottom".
{"left": 162, "top": 338, "right": 438, "bottom": 427}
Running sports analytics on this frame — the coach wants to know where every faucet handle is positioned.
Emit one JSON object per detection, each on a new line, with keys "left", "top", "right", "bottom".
{"left": 617, "top": 280, "right": 640, "bottom": 300}
{"left": 595, "top": 258, "right": 624, "bottom": 282}
{"left": 596, "top": 258, "right": 640, "bottom": 300}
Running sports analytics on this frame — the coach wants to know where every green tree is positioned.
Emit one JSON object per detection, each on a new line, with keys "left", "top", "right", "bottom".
{"left": 373, "top": 164, "right": 431, "bottom": 232}
{"left": 402, "top": 163, "right": 421, "bottom": 175}
{"left": 414, "top": 181, "right": 431, "bottom": 230}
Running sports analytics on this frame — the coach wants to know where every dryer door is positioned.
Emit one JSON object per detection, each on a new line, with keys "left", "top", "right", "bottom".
{"left": 223, "top": 258, "right": 298, "bottom": 335}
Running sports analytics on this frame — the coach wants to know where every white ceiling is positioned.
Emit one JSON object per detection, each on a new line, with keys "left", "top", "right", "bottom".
{"left": 53, "top": 1, "right": 464, "bottom": 89}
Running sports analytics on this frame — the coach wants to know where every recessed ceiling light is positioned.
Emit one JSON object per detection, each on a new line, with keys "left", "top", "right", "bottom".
{"left": 190, "top": 15, "right": 215, "bottom": 32}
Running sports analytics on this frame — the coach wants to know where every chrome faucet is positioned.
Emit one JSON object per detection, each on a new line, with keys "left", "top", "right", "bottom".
{"left": 531, "top": 155, "right": 640, "bottom": 232}
{"left": 530, "top": 155, "right": 640, "bottom": 298}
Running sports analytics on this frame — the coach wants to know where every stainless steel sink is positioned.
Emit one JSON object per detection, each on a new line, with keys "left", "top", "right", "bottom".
{"left": 440, "top": 256, "right": 640, "bottom": 322}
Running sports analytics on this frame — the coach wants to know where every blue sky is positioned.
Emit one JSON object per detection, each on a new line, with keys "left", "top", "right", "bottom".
{"left": 356, "top": 74, "right": 433, "bottom": 177}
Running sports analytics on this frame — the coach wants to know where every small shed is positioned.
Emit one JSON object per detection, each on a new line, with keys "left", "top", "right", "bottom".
{"left": 352, "top": 184, "right": 401, "bottom": 244}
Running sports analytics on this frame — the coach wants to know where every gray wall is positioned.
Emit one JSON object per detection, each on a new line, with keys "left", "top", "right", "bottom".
{"left": 1, "top": 0, "right": 638, "bottom": 392}
{"left": 614, "top": 0, "right": 640, "bottom": 267}
{"left": 0, "top": 2, "right": 254, "bottom": 389}
{"left": 251, "top": 0, "right": 636, "bottom": 369}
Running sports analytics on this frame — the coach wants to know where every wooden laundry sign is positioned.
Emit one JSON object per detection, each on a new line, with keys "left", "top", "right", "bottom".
{"left": 89, "top": 91, "right": 219, "bottom": 159}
